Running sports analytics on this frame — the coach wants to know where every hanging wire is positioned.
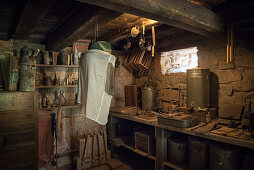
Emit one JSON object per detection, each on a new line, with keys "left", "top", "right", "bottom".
{"left": 94, "top": 19, "right": 99, "bottom": 42}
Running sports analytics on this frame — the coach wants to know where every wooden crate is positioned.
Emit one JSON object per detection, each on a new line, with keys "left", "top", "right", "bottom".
{"left": 134, "top": 129, "right": 155, "bottom": 155}
{"left": 0, "top": 92, "right": 38, "bottom": 170}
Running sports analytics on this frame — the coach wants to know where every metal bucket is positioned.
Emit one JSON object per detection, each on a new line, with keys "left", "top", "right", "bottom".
{"left": 167, "top": 137, "right": 188, "bottom": 165}
{"left": 210, "top": 144, "right": 241, "bottom": 170}
{"left": 142, "top": 86, "right": 156, "bottom": 111}
{"left": 187, "top": 68, "right": 210, "bottom": 108}
{"left": 188, "top": 136, "right": 209, "bottom": 170}
{"left": 19, "top": 63, "right": 35, "bottom": 91}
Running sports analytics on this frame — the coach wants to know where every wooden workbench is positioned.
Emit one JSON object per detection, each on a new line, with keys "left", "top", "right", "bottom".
{"left": 108, "top": 111, "right": 254, "bottom": 170}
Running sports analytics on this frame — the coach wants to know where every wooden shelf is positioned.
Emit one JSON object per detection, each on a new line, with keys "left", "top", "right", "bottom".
{"left": 110, "top": 112, "right": 254, "bottom": 150}
{"left": 110, "top": 140, "right": 156, "bottom": 161}
{"left": 40, "top": 104, "right": 79, "bottom": 110}
{"left": 163, "top": 161, "right": 187, "bottom": 170}
{"left": 36, "top": 64, "right": 79, "bottom": 68}
{"left": 36, "top": 85, "right": 78, "bottom": 88}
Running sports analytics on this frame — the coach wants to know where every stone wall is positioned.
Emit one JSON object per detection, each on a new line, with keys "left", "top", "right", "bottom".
{"left": 198, "top": 37, "right": 254, "bottom": 113}
{"left": 111, "top": 50, "right": 136, "bottom": 107}
{"left": 136, "top": 36, "right": 254, "bottom": 114}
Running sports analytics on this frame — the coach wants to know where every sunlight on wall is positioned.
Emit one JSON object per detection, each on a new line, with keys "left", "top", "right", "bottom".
{"left": 160, "top": 47, "right": 198, "bottom": 74}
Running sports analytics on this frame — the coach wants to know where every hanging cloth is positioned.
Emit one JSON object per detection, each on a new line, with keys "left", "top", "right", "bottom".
{"left": 78, "top": 42, "right": 115, "bottom": 125}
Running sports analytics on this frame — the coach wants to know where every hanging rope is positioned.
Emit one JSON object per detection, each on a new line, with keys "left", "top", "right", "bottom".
{"left": 94, "top": 19, "right": 99, "bottom": 42}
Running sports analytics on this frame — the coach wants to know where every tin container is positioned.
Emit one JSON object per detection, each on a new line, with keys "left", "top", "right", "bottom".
{"left": 167, "top": 137, "right": 187, "bottom": 165}
{"left": 158, "top": 114, "right": 198, "bottom": 128}
{"left": 142, "top": 86, "right": 156, "bottom": 111}
{"left": 19, "top": 63, "right": 35, "bottom": 91}
{"left": 210, "top": 144, "right": 241, "bottom": 170}
{"left": 57, "top": 52, "right": 67, "bottom": 65}
{"left": 188, "top": 136, "right": 209, "bottom": 170}
{"left": 187, "top": 68, "right": 210, "bottom": 108}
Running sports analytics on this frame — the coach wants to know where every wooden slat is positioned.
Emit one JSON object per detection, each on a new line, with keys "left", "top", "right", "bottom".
{"left": 0, "top": 92, "right": 34, "bottom": 110}
{"left": 5, "top": 130, "right": 34, "bottom": 145}
{"left": 36, "top": 64, "right": 79, "bottom": 68}
{"left": 0, "top": 110, "right": 34, "bottom": 134}
{"left": 78, "top": 0, "right": 224, "bottom": 36}
{"left": 35, "top": 85, "right": 78, "bottom": 89}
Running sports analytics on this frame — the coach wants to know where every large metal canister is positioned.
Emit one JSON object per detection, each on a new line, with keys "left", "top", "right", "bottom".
{"left": 188, "top": 136, "right": 209, "bottom": 170}
{"left": 19, "top": 46, "right": 35, "bottom": 91}
{"left": 210, "top": 144, "right": 241, "bottom": 170}
{"left": 142, "top": 86, "right": 156, "bottom": 111}
{"left": 167, "top": 137, "right": 188, "bottom": 165}
{"left": 187, "top": 68, "right": 210, "bottom": 108}
{"left": 19, "top": 63, "right": 35, "bottom": 91}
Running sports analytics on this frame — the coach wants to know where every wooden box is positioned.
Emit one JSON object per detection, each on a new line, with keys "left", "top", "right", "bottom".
{"left": 124, "top": 85, "right": 141, "bottom": 108}
{"left": 0, "top": 92, "right": 38, "bottom": 170}
{"left": 134, "top": 129, "right": 155, "bottom": 155}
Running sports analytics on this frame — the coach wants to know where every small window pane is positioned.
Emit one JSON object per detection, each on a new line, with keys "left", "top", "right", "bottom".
{"left": 160, "top": 47, "right": 198, "bottom": 74}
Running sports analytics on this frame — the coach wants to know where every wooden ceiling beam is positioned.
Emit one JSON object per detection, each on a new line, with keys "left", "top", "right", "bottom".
{"left": 78, "top": 0, "right": 224, "bottom": 36}
{"left": 11, "top": 0, "right": 56, "bottom": 40}
{"left": 46, "top": 4, "right": 121, "bottom": 51}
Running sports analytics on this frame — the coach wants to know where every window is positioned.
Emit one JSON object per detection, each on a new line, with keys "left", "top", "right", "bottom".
{"left": 160, "top": 47, "right": 198, "bottom": 74}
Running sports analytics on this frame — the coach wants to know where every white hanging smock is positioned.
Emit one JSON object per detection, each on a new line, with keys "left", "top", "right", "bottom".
{"left": 78, "top": 49, "right": 115, "bottom": 125}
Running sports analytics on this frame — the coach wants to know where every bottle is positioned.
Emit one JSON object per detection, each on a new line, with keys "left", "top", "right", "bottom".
{"left": 206, "top": 112, "right": 211, "bottom": 123}
{"left": 38, "top": 97, "right": 42, "bottom": 109}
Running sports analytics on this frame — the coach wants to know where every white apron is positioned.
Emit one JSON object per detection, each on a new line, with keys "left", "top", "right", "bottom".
{"left": 78, "top": 49, "right": 115, "bottom": 125}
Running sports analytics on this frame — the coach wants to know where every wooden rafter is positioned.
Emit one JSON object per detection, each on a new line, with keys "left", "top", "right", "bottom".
{"left": 11, "top": 0, "right": 56, "bottom": 40}
{"left": 78, "top": 0, "right": 224, "bottom": 36}
{"left": 46, "top": 4, "right": 121, "bottom": 51}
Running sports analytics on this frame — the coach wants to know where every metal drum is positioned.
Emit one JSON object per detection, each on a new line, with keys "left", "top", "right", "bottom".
{"left": 142, "top": 86, "right": 156, "bottom": 111}
{"left": 167, "top": 137, "right": 188, "bottom": 165}
{"left": 19, "top": 63, "right": 35, "bottom": 91}
{"left": 188, "top": 136, "right": 209, "bottom": 170}
{"left": 187, "top": 68, "right": 210, "bottom": 108}
{"left": 19, "top": 46, "right": 35, "bottom": 91}
{"left": 210, "top": 144, "right": 241, "bottom": 170}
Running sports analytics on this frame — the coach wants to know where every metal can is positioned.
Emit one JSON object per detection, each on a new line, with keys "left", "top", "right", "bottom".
{"left": 57, "top": 52, "right": 67, "bottom": 65}
{"left": 187, "top": 68, "right": 210, "bottom": 108}
{"left": 188, "top": 136, "right": 209, "bottom": 170}
{"left": 210, "top": 144, "right": 241, "bottom": 170}
{"left": 167, "top": 137, "right": 188, "bottom": 165}
{"left": 142, "top": 86, "right": 156, "bottom": 111}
